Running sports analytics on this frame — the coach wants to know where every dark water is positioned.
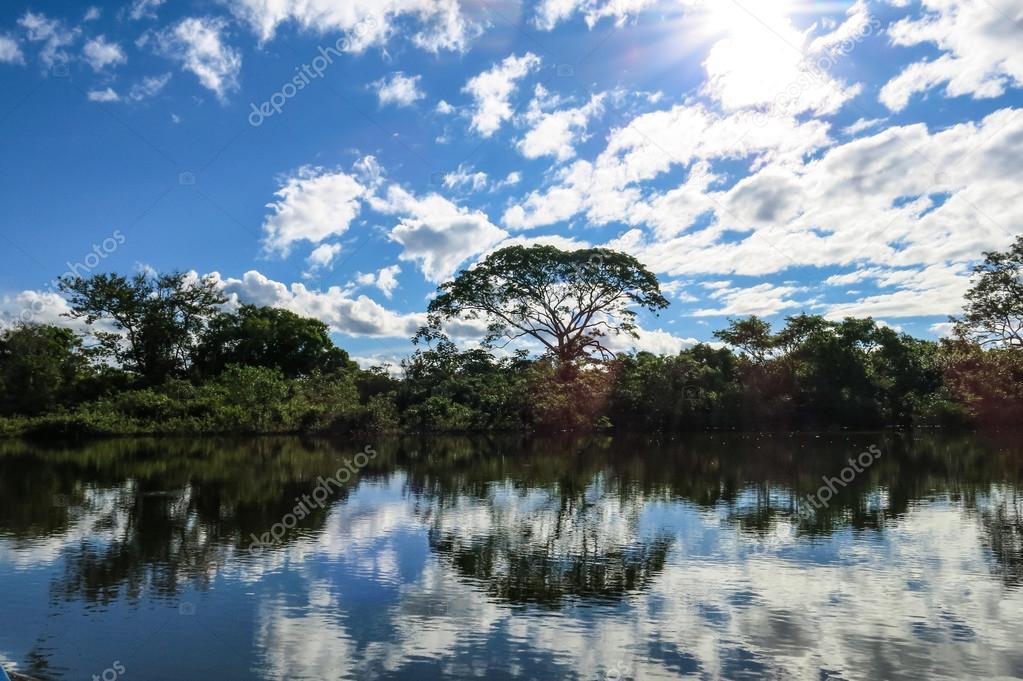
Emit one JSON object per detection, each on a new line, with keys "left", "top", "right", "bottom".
{"left": 1, "top": 433, "right": 1022, "bottom": 681}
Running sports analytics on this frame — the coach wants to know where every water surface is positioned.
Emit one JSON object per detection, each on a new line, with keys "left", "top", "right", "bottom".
{"left": 1, "top": 433, "right": 1021, "bottom": 680}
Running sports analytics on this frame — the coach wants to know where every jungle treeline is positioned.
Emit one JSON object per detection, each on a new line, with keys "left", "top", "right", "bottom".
{"left": 1, "top": 308, "right": 1020, "bottom": 437}
{"left": 1, "top": 238, "right": 1022, "bottom": 436}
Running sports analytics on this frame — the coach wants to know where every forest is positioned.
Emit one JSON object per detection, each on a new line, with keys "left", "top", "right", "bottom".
{"left": 1, "top": 238, "right": 1021, "bottom": 437}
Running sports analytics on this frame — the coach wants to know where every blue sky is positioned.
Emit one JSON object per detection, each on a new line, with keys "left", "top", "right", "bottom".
{"left": 1, "top": 0, "right": 1021, "bottom": 367}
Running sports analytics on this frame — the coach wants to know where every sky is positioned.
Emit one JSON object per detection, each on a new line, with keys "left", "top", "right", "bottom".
{"left": 0, "top": 0, "right": 1021, "bottom": 368}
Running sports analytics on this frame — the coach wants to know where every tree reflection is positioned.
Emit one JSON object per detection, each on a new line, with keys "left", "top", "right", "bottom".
{"left": 0, "top": 430, "right": 1022, "bottom": 614}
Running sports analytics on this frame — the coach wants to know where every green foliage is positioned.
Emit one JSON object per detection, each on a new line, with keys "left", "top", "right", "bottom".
{"left": 2, "top": 261, "right": 1022, "bottom": 437}
{"left": 194, "top": 305, "right": 355, "bottom": 379}
{"left": 59, "top": 271, "right": 226, "bottom": 384}
{"left": 954, "top": 235, "right": 1023, "bottom": 348}
{"left": 0, "top": 324, "right": 88, "bottom": 415}
{"left": 424, "top": 245, "right": 669, "bottom": 364}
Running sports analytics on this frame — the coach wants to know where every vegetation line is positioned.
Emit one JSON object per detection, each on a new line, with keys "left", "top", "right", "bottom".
{"left": 2, "top": 239, "right": 1021, "bottom": 437}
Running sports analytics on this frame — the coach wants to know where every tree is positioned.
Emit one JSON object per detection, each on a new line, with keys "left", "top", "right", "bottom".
{"left": 954, "top": 235, "right": 1023, "bottom": 348}
{"left": 60, "top": 271, "right": 226, "bottom": 384}
{"left": 0, "top": 324, "right": 88, "bottom": 415}
{"left": 194, "top": 305, "right": 354, "bottom": 379}
{"left": 714, "top": 316, "right": 776, "bottom": 363}
{"left": 422, "top": 246, "right": 669, "bottom": 365}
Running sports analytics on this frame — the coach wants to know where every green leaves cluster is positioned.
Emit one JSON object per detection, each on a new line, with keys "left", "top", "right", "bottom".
{"left": 424, "top": 245, "right": 668, "bottom": 364}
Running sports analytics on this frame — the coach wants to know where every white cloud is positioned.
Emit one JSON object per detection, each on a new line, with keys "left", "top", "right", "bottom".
{"left": 881, "top": 0, "right": 1023, "bottom": 111}
{"left": 230, "top": 0, "right": 477, "bottom": 53}
{"left": 693, "top": 283, "right": 809, "bottom": 317}
{"left": 463, "top": 52, "right": 541, "bottom": 137}
{"left": 503, "top": 103, "right": 831, "bottom": 230}
{"left": 533, "top": 0, "right": 656, "bottom": 30}
{"left": 83, "top": 36, "right": 126, "bottom": 71}
{"left": 518, "top": 89, "right": 605, "bottom": 161}
{"left": 304, "top": 243, "right": 343, "bottom": 276}
{"left": 842, "top": 117, "right": 888, "bottom": 135}
{"left": 356, "top": 264, "right": 402, "bottom": 298}
{"left": 83, "top": 7, "right": 101, "bottom": 22}
{"left": 372, "top": 185, "right": 508, "bottom": 283}
{"left": 609, "top": 107, "right": 1023, "bottom": 318}
{"left": 0, "top": 35, "right": 24, "bottom": 65}
{"left": 0, "top": 290, "right": 82, "bottom": 333}
{"left": 85, "top": 74, "right": 171, "bottom": 105}
{"left": 214, "top": 270, "right": 424, "bottom": 337}
{"left": 18, "top": 11, "right": 78, "bottom": 67}
{"left": 436, "top": 99, "right": 454, "bottom": 114}
{"left": 373, "top": 71, "right": 424, "bottom": 107}
{"left": 698, "top": 1, "right": 864, "bottom": 117}
{"left": 87, "top": 87, "right": 120, "bottom": 102}
{"left": 823, "top": 264, "right": 972, "bottom": 318}
{"left": 497, "top": 171, "right": 521, "bottom": 188}
{"left": 605, "top": 327, "right": 699, "bottom": 355}
{"left": 128, "top": 0, "right": 165, "bottom": 21}
{"left": 155, "top": 17, "right": 241, "bottom": 101}
{"left": 261, "top": 166, "right": 368, "bottom": 256}
{"left": 128, "top": 73, "right": 171, "bottom": 100}
{"left": 443, "top": 165, "right": 488, "bottom": 192}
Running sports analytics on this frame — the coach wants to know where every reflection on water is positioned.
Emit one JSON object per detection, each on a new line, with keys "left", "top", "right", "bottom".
{"left": 1, "top": 433, "right": 1022, "bottom": 680}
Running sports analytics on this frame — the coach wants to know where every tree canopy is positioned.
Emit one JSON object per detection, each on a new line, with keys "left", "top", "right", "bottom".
{"left": 194, "top": 305, "right": 355, "bottom": 379}
{"left": 422, "top": 245, "right": 669, "bottom": 364}
{"left": 59, "top": 271, "right": 225, "bottom": 384}
{"left": 954, "top": 235, "right": 1023, "bottom": 348}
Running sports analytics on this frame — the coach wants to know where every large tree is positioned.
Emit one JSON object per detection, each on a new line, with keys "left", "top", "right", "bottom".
{"left": 60, "top": 271, "right": 225, "bottom": 384}
{"left": 422, "top": 245, "right": 669, "bottom": 364}
{"left": 954, "top": 235, "right": 1023, "bottom": 348}
{"left": 0, "top": 324, "right": 87, "bottom": 415}
{"left": 194, "top": 305, "right": 354, "bottom": 379}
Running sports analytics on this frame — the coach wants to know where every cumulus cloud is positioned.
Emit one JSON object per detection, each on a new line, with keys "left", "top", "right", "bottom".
{"left": 606, "top": 107, "right": 1023, "bottom": 318}
{"left": 880, "top": 0, "right": 1023, "bottom": 111}
{"left": 371, "top": 185, "right": 508, "bottom": 283}
{"left": 356, "top": 264, "right": 402, "bottom": 298}
{"left": 518, "top": 88, "right": 605, "bottom": 161}
{"left": 261, "top": 166, "right": 368, "bottom": 256}
{"left": 533, "top": 0, "right": 656, "bottom": 30}
{"left": 0, "top": 35, "right": 25, "bottom": 65}
{"left": 214, "top": 270, "right": 424, "bottom": 338}
{"left": 604, "top": 327, "right": 699, "bottom": 355}
{"left": 128, "top": 0, "right": 165, "bottom": 21}
{"left": 229, "top": 0, "right": 477, "bottom": 52}
{"left": 83, "top": 35, "right": 126, "bottom": 71}
{"left": 442, "top": 164, "right": 488, "bottom": 192}
{"left": 503, "top": 103, "right": 831, "bottom": 230}
{"left": 154, "top": 17, "right": 241, "bottom": 101}
{"left": 304, "top": 243, "right": 343, "bottom": 276}
{"left": 18, "top": 11, "right": 78, "bottom": 67}
{"left": 463, "top": 52, "right": 541, "bottom": 137}
{"left": 373, "top": 71, "right": 425, "bottom": 107}
{"left": 87, "top": 87, "right": 120, "bottom": 102}
{"left": 0, "top": 290, "right": 80, "bottom": 333}
{"left": 693, "top": 283, "right": 810, "bottom": 317}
